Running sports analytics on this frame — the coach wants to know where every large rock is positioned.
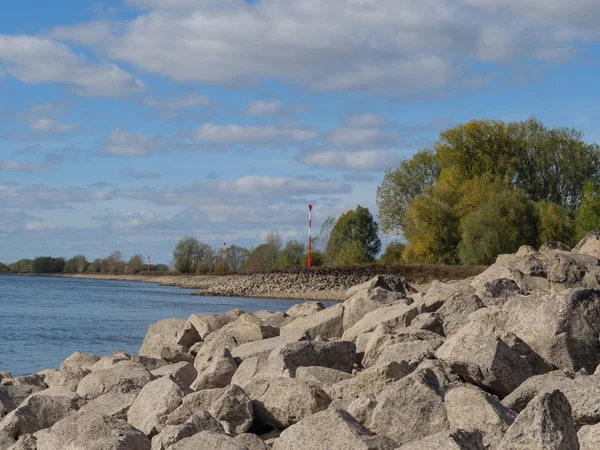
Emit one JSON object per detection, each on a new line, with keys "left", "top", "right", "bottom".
{"left": 396, "top": 428, "right": 485, "bottom": 450}
{"left": 191, "top": 348, "right": 237, "bottom": 391}
{"left": 205, "top": 314, "right": 278, "bottom": 345}
{"left": 578, "top": 422, "right": 600, "bottom": 450}
{"left": 242, "top": 377, "right": 330, "bottom": 429}
{"left": 474, "top": 278, "right": 524, "bottom": 307}
{"left": 60, "top": 352, "right": 100, "bottom": 371}
{"left": 503, "top": 289, "right": 600, "bottom": 373}
{"left": 5, "top": 434, "right": 36, "bottom": 450}
{"left": 151, "top": 362, "right": 197, "bottom": 388}
{"left": 342, "top": 302, "right": 419, "bottom": 342}
{"left": 139, "top": 319, "right": 200, "bottom": 363}
{"left": 435, "top": 309, "right": 554, "bottom": 397}
{"left": 344, "top": 275, "right": 416, "bottom": 299}
{"left": 235, "top": 433, "right": 268, "bottom": 450}
{"left": 77, "top": 392, "right": 138, "bottom": 420}
{"left": 0, "top": 388, "right": 83, "bottom": 438}
{"left": 44, "top": 366, "right": 90, "bottom": 392}
{"left": 150, "top": 411, "right": 224, "bottom": 450}
{"left": 0, "top": 432, "right": 14, "bottom": 450}
{"left": 372, "top": 339, "right": 443, "bottom": 371}
{"left": 230, "top": 332, "right": 309, "bottom": 362}
{"left": 367, "top": 368, "right": 450, "bottom": 446}
{"left": 295, "top": 367, "right": 354, "bottom": 389}
{"left": 280, "top": 304, "right": 345, "bottom": 340}
{"left": 167, "top": 384, "right": 253, "bottom": 435}
{"left": 76, "top": 362, "right": 155, "bottom": 400}
{"left": 327, "top": 361, "right": 410, "bottom": 400}
{"left": 264, "top": 340, "right": 356, "bottom": 377}
{"left": 417, "top": 280, "right": 476, "bottom": 313}
{"left": 498, "top": 390, "right": 579, "bottom": 450}
{"left": 272, "top": 409, "right": 396, "bottom": 450}
{"left": 187, "top": 312, "right": 239, "bottom": 339}
{"left": 436, "top": 293, "right": 484, "bottom": 336}
{"left": 574, "top": 232, "right": 600, "bottom": 259}
{"left": 343, "top": 286, "right": 409, "bottom": 331}
{"left": 35, "top": 411, "right": 150, "bottom": 450}
{"left": 445, "top": 384, "right": 516, "bottom": 448}
{"left": 0, "top": 385, "right": 45, "bottom": 419}
{"left": 127, "top": 375, "right": 190, "bottom": 436}
{"left": 169, "top": 431, "right": 246, "bottom": 450}
{"left": 285, "top": 302, "right": 325, "bottom": 317}
{"left": 502, "top": 372, "right": 600, "bottom": 427}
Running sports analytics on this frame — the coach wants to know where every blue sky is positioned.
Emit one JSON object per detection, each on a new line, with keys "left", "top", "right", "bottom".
{"left": 1, "top": 0, "right": 600, "bottom": 264}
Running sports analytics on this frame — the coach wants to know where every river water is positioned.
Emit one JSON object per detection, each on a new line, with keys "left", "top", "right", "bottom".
{"left": 0, "top": 275, "right": 331, "bottom": 376}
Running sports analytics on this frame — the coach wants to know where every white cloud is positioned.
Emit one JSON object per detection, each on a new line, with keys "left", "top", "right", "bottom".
{"left": 99, "top": 129, "right": 162, "bottom": 157}
{"left": 193, "top": 124, "right": 317, "bottom": 144}
{"left": 144, "top": 94, "right": 210, "bottom": 109}
{"left": 326, "top": 127, "right": 401, "bottom": 148}
{"left": 0, "top": 184, "right": 110, "bottom": 209}
{"left": 0, "top": 160, "right": 54, "bottom": 173}
{"left": 0, "top": 35, "right": 145, "bottom": 97}
{"left": 299, "top": 150, "right": 398, "bottom": 171}
{"left": 345, "top": 114, "right": 387, "bottom": 128}
{"left": 29, "top": 118, "right": 78, "bottom": 133}
{"left": 245, "top": 100, "right": 282, "bottom": 116}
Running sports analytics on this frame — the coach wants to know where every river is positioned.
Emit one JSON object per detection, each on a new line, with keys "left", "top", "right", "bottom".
{"left": 0, "top": 275, "right": 331, "bottom": 376}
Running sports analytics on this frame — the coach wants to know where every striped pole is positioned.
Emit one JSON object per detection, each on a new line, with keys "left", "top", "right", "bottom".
{"left": 147, "top": 256, "right": 150, "bottom": 272}
{"left": 308, "top": 204, "right": 313, "bottom": 268}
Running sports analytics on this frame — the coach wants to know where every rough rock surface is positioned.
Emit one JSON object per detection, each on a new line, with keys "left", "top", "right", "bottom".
{"left": 280, "top": 303, "right": 345, "bottom": 339}
{"left": 497, "top": 390, "right": 579, "bottom": 450}
{"left": 168, "top": 431, "right": 247, "bottom": 450}
{"left": 76, "top": 362, "right": 155, "bottom": 400}
{"left": 342, "top": 301, "right": 418, "bottom": 342}
{"left": 272, "top": 409, "right": 396, "bottom": 450}
{"left": 396, "top": 428, "right": 485, "bottom": 450}
{"left": 191, "top": 348, "right": 237, "bottom": 391}
{"left": 139, "top": 319, "right": 200, "bottom": 362}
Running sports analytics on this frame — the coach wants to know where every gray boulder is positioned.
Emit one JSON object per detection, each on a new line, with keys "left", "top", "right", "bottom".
{"left": 191, "top": 348, "right": 237, "bottom": 391}
{"left": 188, "top": 313, "right": 238, "bottom": 339}
{"left": 205, "top": 314, "right": 278, "bottom": 345}
{"left": 0, "top": 385, "right": 45, "bottom": 419}
{"left": 151, "top": 411, "right": 224, "bottom": 450}
{"left": 235, "top": 433, "right": 267, "bottom": 450}
{"left": 0, "top": 432, "right": 14, "bottom": 450}
{"left": 242, "top": 377, "right": 330, "bottom": 429}
{"left": 418, "top": 280, "right": 476, "bottom": 313}
{"left": 574, "top": 232, "right": 600, "bottom": 259}
{"left": 167, "top": 384, "right": 253, "bottom": 435}
{"left": 127, "top": 375, "right": 190, "bottom": 436}
{"left": 35, "top": 411, "right": 150, "bottom": 450}
{"left": 230, "top": 332, "right": 309, "bottom": 362}
{"left": 5, "top": 434, "right": 36, "bottom": 450}
{"left": 60, "top": 352, "right": 100, "bottom": 371}
{"left": 498, "top": 390, "right": 579, "bottom": 450}
{"left": 475, "top": 278, "right": 523, "bottom": 307}
{"left": 44, "top": 366, "right": 90, "bottom": 392}
{"left": 396, "top": 428, "right": 485, "bottom": 450}
{"left": 342, "top": 302, "right": 419, "bottom": 342}
{"left": 343, "top": 286, "right": 409, "bottom": 331}
{"left": 367, "top": 368, "right": 450, "bottom": 446}
{"left": 77, "top": 392, "right": 138, "bottom": 419}
{"left": 151, "top": 362, "right": 197, "bottom": 388}
{"left": 436, "top": 293, "right": 484, "bottom": 336}
{"left": 76, "top": 362, "right": 155, "bottom": 400}
{"left": 280, "top": 304, "right": 345, "bottom": 340}
{"left": 139, "top": 319, "right": 200, "bottom": 363}
{"left": 327, "top": 361, "right": 411, "bottom": 400}
{"left": 285, "top": 302, "right": 325, "bottom": 317}
{"left": 578, "top": 423, "right": 600, "bottom": 450}
{"left": 295, "top": 367, "right": 354, "bottom": 389}
{"left": 272, "top": 409, "right": 396, "bottom": 450}
{"left": 0, "top": 388, "right": 83, "bottom": 439}
{"left": 168, "top": 431, "right": 246, "bottom": 450}
{"left": 409, "top": 312, "right": 445, "bottom": 336}
{"left": 445, "top": 384, "right": 516, "bottom": 448}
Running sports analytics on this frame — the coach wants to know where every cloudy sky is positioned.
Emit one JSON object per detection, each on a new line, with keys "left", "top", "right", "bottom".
{"left": 1, "top": 0, "right": 599, "bottom": 263}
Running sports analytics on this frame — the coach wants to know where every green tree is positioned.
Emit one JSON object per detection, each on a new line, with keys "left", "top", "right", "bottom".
{"left": 278, "top": 240, "right": 305, "bottom": 269}
{"left": 514, "top": 118, "right": 600, "bottom": 211}
{"left": 127, "top": 254, "right": 145, "bottom": 274}
{"left": 575, "top": 182, "right": 600, "bottom": 240}
{"left": 334, "top": 240, "right": 372, "bottom": 266}
{"left": 536, "top": 202, "right": 576, "bottom": 247}
{"left": 245, "top": 243, "right": 279, "bottom": 272}
{"left": 225, "top": 245, "right": 251, "bottom": 272}
{"left": 64, "top": 255, "right": 89, "bottom": 274}
{"left": 377, "top": 149, "right": 440, "bottom": 235}
{"left": 301, "top": 250, "right": 325, "bottom": 267}
{"left": 326, "top": 206, "right": 381, "bottom": 264}
{"left": 378, "top": 240, "right": 406, "bottom": 265}
{"left": 0, "top": 262, "right": 10, "bottom": 273}
{"left": 172, "top": 237, "right": 204, "bottom": 273}
{"left": 459, "top": 186, "right": 538, "bottom": 265}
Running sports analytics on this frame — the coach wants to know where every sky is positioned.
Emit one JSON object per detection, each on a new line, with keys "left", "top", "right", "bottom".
{"left": 1, "top": 0, "right": 600, "bottom": 264}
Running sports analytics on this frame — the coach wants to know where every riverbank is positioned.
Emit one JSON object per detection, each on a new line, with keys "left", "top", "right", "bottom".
{"left": 61, "top": 265, "right": 486, "bottom": 301}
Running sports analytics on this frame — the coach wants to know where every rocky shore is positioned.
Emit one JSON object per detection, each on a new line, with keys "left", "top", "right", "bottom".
{"left": 64, "top": 265, "right": 485, "bottom": 301}
{"left": 4, "top": 234, "right": 600, "bottom": 448}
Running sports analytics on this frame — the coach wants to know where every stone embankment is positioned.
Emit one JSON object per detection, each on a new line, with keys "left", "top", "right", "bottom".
{"left": 5, "top": 234, "right": 600, "bottom": 448}
{"left": 65, "top": 265, "right": 485, "bottom": 301}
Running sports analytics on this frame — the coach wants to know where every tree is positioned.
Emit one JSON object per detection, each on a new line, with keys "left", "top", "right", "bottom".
{"left": 127, "top": 254, "right": 144, "bottom": 274}
{"left": 278, "top": 240, "right": 305, "bottom": 269}
{"left": 105, "top": 251, "right": 123, "bottom": 274}
{"left": 225, "top": 245, "right": 250, "bottom": 272}
{"left": 245, "top": 243, "right": 279, "bottom": 272}
{"left": 172, "top": 237, "right": 204, "bottom": 273}
{"left": 326, "top": 206, "right": 381, "bottom": 264}
{"left": 0, "top": 262, "right": 10, "bottom": 273}
{"left": 536, "top": 202, "right": 575, "bottom": 248}
{"left": 301, "top": 250, "right": 325, "bottom": 267}
{"left": 334, "top": 240, "right": 372, "bottom": 266}
{"left": 458, "top": 186, "right": 538, "bottom": 265}
{"left": 64, "top": 255, "right": 88, "bottom": 274}
{"left": 379, "top": 240, "right": 406, "bottom": 265}
{"left": 575, "top": 182, "right": 600, "bottom": 240}
{"left": 377, "top": 149, "right": 440, "bottom": 235}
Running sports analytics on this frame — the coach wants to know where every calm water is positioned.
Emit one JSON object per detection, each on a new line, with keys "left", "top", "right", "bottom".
{"left": 0, "top": 276, "right": 331, "bottom": 376}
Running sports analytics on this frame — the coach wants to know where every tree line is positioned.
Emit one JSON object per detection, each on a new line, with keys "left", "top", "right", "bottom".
{"left": 377, "top": 118, "right": 600, "bottom": 265}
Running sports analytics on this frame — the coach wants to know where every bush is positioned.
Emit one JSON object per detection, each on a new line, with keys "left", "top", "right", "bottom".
{"left": 379, "top": 240, "right": 406, "bottom": 265}
{"left": 301, "top": 250, "right": 325, "bottom": 267}
{"left": 334, "top": 240, "right": 372, "bottom": 266}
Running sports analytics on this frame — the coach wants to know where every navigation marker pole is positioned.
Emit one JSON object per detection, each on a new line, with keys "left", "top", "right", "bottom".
{"left": 147, "top": 256, "right": 150, "bottom": 273}
{"left": 308, "top": 204, "right": 313, "bottom": 268}
{"left": 222, "top": 242, "right": 227, "bottom": 274}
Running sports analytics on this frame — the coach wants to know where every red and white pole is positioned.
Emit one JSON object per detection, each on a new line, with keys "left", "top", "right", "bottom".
{"left": 147, "top": 256, "right": 150, "bottom": 272}
{"left": 222, "top": 242, "right": 227, "bottom": 274}
{"left": 308, "top": 204, "right": 313, "bottom": 268}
